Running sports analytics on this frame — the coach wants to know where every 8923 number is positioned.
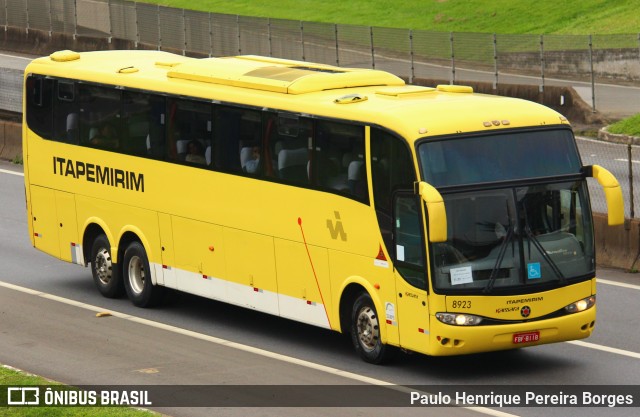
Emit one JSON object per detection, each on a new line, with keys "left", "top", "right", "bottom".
{"left": 452, "top": 300, "right": 471, "bottom": 309}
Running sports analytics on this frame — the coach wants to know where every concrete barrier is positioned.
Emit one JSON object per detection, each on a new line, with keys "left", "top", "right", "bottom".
{"left": 598, "top": 126, "right": 640, "bottom": 146}
{"left": 0, "top": 120, "right": 22, "bottom": 162}
{"left": 594, "top": 213, "right": 640, "bottom": 271}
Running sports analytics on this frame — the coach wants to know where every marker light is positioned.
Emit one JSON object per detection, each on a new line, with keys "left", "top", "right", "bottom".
{"left": 564, "top": 295, "right": 596, "bottom": 314}
{"left": 436, "top": 312, "right": 483, "bottom": 326}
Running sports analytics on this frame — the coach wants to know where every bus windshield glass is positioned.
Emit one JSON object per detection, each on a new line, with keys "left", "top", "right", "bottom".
{"left": 417, "top": 129, "right": 594, "bottom": 294}
{"left": 418, "top": 128, "right": 582, "bottom": 187}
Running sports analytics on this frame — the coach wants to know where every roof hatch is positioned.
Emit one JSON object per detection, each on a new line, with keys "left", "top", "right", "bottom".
{"left": 50, "top": 50, "right": 80, "bottom": 62}
{"left": 167, "top": 55, "right": 404, "bottom": 94}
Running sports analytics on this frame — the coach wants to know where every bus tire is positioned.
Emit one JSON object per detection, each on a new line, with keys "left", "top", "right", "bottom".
{"left": 90, "top": 234, "right": 123, "bottom": 298}
{"left": 122, "top": 241, "right": 163, "bottom": 308}
{"left": 350, "top": 292, "right": 392, "bottom": 364}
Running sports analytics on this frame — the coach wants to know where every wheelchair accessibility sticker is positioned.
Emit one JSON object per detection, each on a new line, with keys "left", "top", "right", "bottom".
{"left": 528, "top": 262, "right": 541, "bottom": 279}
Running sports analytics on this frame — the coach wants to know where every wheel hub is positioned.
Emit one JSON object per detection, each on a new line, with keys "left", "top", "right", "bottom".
{"left": 128, "top": 255, "right": 146, "bottom": 295}
{"left": 356, "top": 306, "right": 379, "bottom": 352}
{"left": 94, "top": 248, "right": 112, "bottom": 285}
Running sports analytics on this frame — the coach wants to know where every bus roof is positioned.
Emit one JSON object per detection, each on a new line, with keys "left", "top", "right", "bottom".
{"left": 28, "top": 50, "right": 570, "bottom": 142}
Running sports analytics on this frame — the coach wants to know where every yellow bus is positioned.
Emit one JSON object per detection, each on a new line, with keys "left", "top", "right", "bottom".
{"left": 23, "top": 50, "right": 624, "bottom": 363}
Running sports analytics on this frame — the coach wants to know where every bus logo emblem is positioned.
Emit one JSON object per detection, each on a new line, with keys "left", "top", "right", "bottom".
{"left": 327, "top": 211, "right": 347, "bottom": 241}
{"left": 521, "top": 306, "right": 531, "bottom": 318}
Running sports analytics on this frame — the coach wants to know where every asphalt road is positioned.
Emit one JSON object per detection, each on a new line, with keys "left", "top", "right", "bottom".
{"left": 1, "top": 159, "right": 639, "bottom": 417}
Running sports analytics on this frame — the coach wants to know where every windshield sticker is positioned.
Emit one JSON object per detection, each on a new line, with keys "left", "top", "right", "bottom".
{"left": 396, "top": 245, "right": 405, "bottom": 261}
{"left": 450, "top": 266, "right": 473, "bottom": 285}
{"left": 527, "top": 262, "right": 542, "bottom": 279}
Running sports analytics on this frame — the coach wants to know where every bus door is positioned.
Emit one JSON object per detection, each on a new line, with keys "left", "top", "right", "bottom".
{"left": 392, "top": 191, "right": 431, "bottom": 354}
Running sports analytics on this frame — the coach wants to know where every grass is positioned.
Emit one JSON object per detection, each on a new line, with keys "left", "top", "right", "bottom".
{"left": 142, "top": 0, "right": 640, "bottom": 35}
{"left": 0, "top": 366, "right": 158, "bottom": 416}
{"left": 607, "top": 114, "right": 640, "bottom": 137}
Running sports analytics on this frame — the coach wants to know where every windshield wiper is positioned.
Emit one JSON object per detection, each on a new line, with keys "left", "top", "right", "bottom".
{"left": 523, "top": 225, "right": 566, "bottom": 284}
{"left": 484, "top": 225, "right": 514, "bottom": 294}
{"left": 518, "top": 198, "right": 566, "bottom": 285}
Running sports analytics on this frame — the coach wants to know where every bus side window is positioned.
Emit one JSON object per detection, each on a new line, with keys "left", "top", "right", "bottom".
{"left": 147, "top": 95, "right": 167, "bottom": 160}
{"left": 262, "top": 113, "right": 278, "bottom": 177}
{"left": 269, "top": 114, "right": 312, "bottom": 184}
{"left": 167, "top": 98, "right": 212, "bottom": 166}
{"left": 25, "top": 76, "right": 54, "bottom": 140}
{"left": 52, "top": 80, "right": 79, "bottom": 144}
{"left": 213, "top": 106, "right": 241, "bottom": 171}
{"left": 313, "top": 120, "right": 366, "bottom": 201}
{"left": 78, "top": 84, "right": 122, "bottom": 151}
{"left": 122, "top": 91, "right": 164, "bottom": 157}
{"left": 238, "top": 110, "right": 262, "bottom": 175}
{"left": 214, "top": 107, "right": 262, "bottom": 174}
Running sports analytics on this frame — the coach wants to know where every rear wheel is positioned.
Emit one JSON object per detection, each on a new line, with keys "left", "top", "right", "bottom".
{"left": 123, "top": 241, "right": 163, "bottom": 307}
{"left": 90, "top": 234, "right": 123, "bottom": 298}
{"left": 350, "top": 293, "right": 392, "bottom": 364}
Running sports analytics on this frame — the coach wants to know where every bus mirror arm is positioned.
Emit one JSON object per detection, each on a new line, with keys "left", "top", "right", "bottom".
{"left": 416, "top": 182, "right": 448, "bottom": 243}
{"left": 584, "top": 165, "right": 625, "bottom": 226}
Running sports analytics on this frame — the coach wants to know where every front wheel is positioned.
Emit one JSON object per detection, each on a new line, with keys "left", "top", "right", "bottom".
{"left": 350, "top": 293, "right": 393, "bottom": 364}
{"left": 123, "top": 241, "right": 163, "bottom": 308}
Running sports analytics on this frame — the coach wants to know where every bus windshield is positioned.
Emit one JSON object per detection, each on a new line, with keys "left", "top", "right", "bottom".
{"left": 417, "top": 129, "right": 594, "bottom": 294}
{"left": 418, "top": 128, "right": 582, "bottom": 187}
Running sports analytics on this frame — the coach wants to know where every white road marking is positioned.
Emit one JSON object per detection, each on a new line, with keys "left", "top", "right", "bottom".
{"left": 0, "top": 280, "right": 517, "bottom": 417}
{"left": 567, "top": 340, "right": 640, "bottom": 360}
{"left": 598, "top": 278, "right": 640, "bottom": 291}
{"left": 0, "top": 168, "right": 24, "bottom": 177}
{"left": 614, "top": 158, "right": 640, "bottom": 164}
{"left": 0, "top": 53, "right": 33, "bottom": 61}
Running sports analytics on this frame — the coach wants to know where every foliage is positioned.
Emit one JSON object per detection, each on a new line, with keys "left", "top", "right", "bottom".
{"left": 142, "top": 0, "right": 640, "bottom": 34}
{"left": 608, "top": 114, "right": 640, "bottom": 137}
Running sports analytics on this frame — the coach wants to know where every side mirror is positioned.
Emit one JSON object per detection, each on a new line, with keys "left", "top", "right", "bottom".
{"left": 585, "top": 165, "right": 624, "bottom": 226}
{"left": 416, "top": 182, "right": 447, "bottom": 242}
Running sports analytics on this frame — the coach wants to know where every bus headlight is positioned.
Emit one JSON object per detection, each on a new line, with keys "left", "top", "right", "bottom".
{"left": 436, "top": 312, "right": 483, "bottom": 326}
{"left": 564, "top": 295, "right": 596, "bottom": 314}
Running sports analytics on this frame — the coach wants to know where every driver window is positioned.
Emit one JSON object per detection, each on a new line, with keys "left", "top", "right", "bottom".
{"left": 394, "top": 193, "right": 426, "bottom": 290}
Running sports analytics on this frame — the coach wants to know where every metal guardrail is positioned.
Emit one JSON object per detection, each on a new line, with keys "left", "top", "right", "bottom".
{"left": 3, "top": 1, "right": 639, "bottom": 85}
{"left": 1, "top": 0, "right": 638, "bottom": 218}
{"left": 0, "top": 68, "right": 22, "bottom": 113}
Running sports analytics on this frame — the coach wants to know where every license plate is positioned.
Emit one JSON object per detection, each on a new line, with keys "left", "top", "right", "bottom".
{"left": 513, "top": 331, "right": 540, "bottom": 344}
